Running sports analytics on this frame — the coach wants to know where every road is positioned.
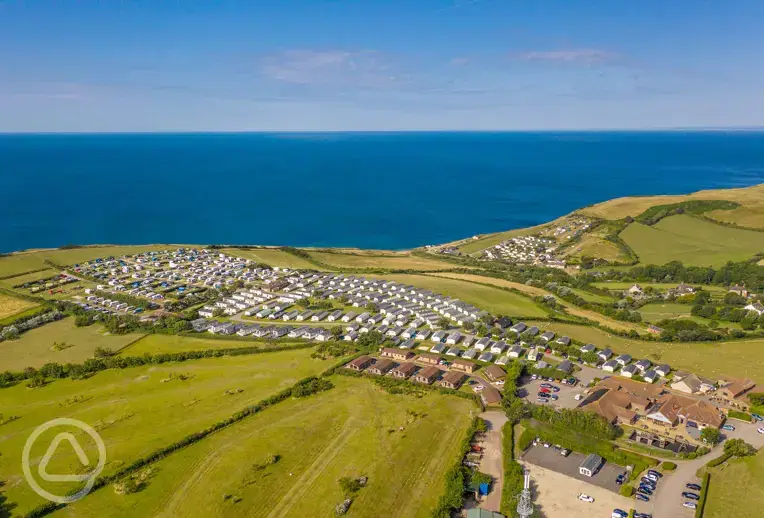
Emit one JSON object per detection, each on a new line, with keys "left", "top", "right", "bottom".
{"left": 475, "top": 410, "right": 509, "bottom": 512}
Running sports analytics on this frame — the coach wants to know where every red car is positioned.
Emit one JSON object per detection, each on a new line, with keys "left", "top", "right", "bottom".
{"left": 539, "top": 388, "right": 551, "bottom": 394}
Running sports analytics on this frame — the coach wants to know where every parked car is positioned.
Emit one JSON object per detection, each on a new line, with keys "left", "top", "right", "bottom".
{"left": 615, "top": 474, "right": 626, "bottom": 485}
{"left": 611, "top": 509, "right": 628, "bottom": 518}
{"left": 638, "top": 488, "right": 653, "bottom": 496}
{"left": 635, "top": 494, "right": 650, "bottom": 502}
{"left": 682, "top": 492, "right": 700, "bottom": 500}
{"left": 686, "top": 483, "right": 702, "bottom": 491}
{"left": 560, "top": 449, "right": 571, "bottom": 457}
{"left": 574, "top": 393, "right": 583, "bottom": 401}
{"left": 722, "top": 424, "right": 736, "bottom": 431}
{"left": 751, "top": 413, "right": 763, "bottom": 421}
{"left": 757, "top": 427, "right": 764, "bottom": 434}
{"left": 634, "top": 513, "right": 652, "bottom": 518}
{"left": 540, "top": 383, "right": 553, "bottom": 388}
{"left": 550, "top": 394, "right": 559, "bottom": 401}
{"left": 577, "top": 493, "right": 594, "bottom": 503}
{"left": 683, "top": 502, "right": 698, "bottom": 509}
{"left": 551, "top": 386, "right": 560, "bottom": 392}
{"left": 537, "top": 392, "right": 550, "bottom": 398}
{"left": 645, "top": 473, "right": 659, "bottom": 482}
{"left": 540, "top": 388, "right": 551, "bottom": 393}
{"left": 647, "top": 470, "right": 663, "bottom": 478}
{"left": 531, "top": 374, "right": 538, "bottom": 380}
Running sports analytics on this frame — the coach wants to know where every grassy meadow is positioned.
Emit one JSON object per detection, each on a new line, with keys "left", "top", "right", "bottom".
{"left": 637, "top": 302, "right": 741, "bottom": 329}
{"left": 619, "top": 215, "right": 764, "bottom": 266}
{"left": 706, "top": 451, "right": 764, "bottom": 518}
{"left": 121, "top": 333, "right": 307, "bottom": 355}
{"left": 223, "top": 247, "right": 325, "bottom": 270}
{"left": 0, "top": 292, "right": 38, "bottom": 320}
{"left": 376, "top": 273, "right": 548, "bottom": 318}
{"left": 562, "top": 232, "right": 631, "bottom": 263}
{"left": 0, "top": 318, "right": 147, "bottom": 371}
{"left": 66, "top": 376, "right": 474, "bottom": 518}
{"left": 524, "top": 320, "right": 764, "bottom": 384}
{"left": 308, "top": 251, "right": 455, "bottom": 271}
{"left": 0, "top": 348, "right": 334, "bottom": 514}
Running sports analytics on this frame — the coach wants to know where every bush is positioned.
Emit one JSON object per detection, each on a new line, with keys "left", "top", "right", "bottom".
{"left": 619, "top": 484, "right": 634, "bottom": 497}
{"left": 727, "top": 410, "right": 753, "bottom": 422}
{"left": 695, "top": 472, "right": 711, "bottom": 518}
{"left": 500, "top": 422, "right": 525, "bottom": 517}
{"left": 705, "top": 452, "right": 732, "bottom": 468}
{"left": 517, "top": 428, "right": 535, "bottom": 452}
{"left": 662, "top": 461, "right": 677, "bottom": 471}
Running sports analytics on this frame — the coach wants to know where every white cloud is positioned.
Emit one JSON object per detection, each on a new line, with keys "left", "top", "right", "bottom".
{"left": 514, "top": 49, "right": 620, "bottom": 64}
{"left": 260, "top": 50, "right": 398, "bottom": 88}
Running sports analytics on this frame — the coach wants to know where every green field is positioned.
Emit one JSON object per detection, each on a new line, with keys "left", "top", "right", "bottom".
{"left": 223, "top": 248, "right": 325, "bottom": 270}
{"left": 637, "top": 302, "right": 740, "bottom": 329}
{"left": 0, "top": 318, "right": 147, "bottom": 371}
{"left": 121, "top": 334, "right": 307, "bottom": 355}
{"left": 591, "top": 282, "right": 726, "bottom": 293}
{"left": 562, "top": 232, "right": 631, "bottom": 263}
{"left": 309, "top": 251, "right": 455, "bottom": 271}
{"left": 0, "top": 268, "right": 58, "bottom": 287}
{"left": 65, "top": 376, "right": 473, "bottom": 518}
{"left": 0, "top": 348, "right": 335, "bottom": 514}
{"left": 619, "top": 215, "right": 764, "bottom": 266}
{"left": 0, "top": 292, "right": 38, "bottom": 320}
{"left": 569, "top": 288, "right": 615, "bottom": 304}
{"left": 524, "top": 320, "right": 764, "bottom": 384}
{"left": 377, "top": 273, "right": 548, "bottom": 318}
{"left": 706, "top": 451, "right": 764, "bottom": 518}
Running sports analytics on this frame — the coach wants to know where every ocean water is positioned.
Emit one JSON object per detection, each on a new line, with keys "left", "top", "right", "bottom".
{"left": 1, "top": 132, "right": 763, "bottom": 253}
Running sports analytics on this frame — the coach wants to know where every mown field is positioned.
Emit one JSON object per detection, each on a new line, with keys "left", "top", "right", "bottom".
{"left": 579, "top": 183, "right": 764, "bottom": 225}
{"left": 376, "top": 273, "right": 548, "bottom": 318}
{"left": 308, "top": 251, "right": 456, "bottom": 271}
{"left": 0, "top": 292, "right": 38, "bottom": 320}
{"left": 121, "top": 333, "right": 307, "bottom": 355}
{"left": 523, "top": 320, "right": 764, "bottom": 384}
{"left": 0, "top": 245, "right": 178, "bottom": 278}
{"left": 223, "top": 247, "right": 325, "bottom": 270}
{"left": 426, "top": 272, "right": 644, "bottom": 333}
{"left": 0, "top": 317, "right": 147, "bottom": 371}
{"left": 0, "top": 348, "right": 334, "bottom": 514}
{"left": 706, "top": 450, "right": 764, "bottom": 518}
{"left": 66, "top": 376, "right": 474, "bottom": 518}
{"left": 620, "top": 214, "right": 764, "bottom": 266}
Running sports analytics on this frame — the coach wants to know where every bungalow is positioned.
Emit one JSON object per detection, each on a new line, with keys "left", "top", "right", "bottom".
{"left": 671, "top": 372, "right": 716, "bottom": 394}
{"left": 402, "top": 327, "right": 417, "bottom": 339}
{"left": 655, "top": 364, "right": 671, "bottom": 377}
{"left": 462, "top": 348, "right": 479, "bottom": 360}
{"left": 495, "top": 316, "right": 513, "bottom": 329}
{"left": 490, "top": 341, "right": 508, "bottom": 355}
{"left": 744, "top": 302, "right": 764, "bottom": 316}
{"left": 526, "top": 326, "right": 539, "bottom": 336}
{"left": 296, "top": 310, "right": 313, "bottom": 321}
{"left": 431, "top": 330, "right": 447, "bottom": 343}
{"left": 430, "top": 343, "right": 446, "bottom": 354}
{"left": 508, "top": 345, "right": 524, "bottom": 358}
{"left": 346, "top": 355, "right": 373, "bottom": 371}
{"left": 399, "top": 338, "right": 416, "bottom": 349}
{"left": 368, "top": 313, "right": 384, "bottom": 324}
{"left": 446, "top": 346, "right": 461, "bottom": 357}
{"left": 484, "top": 364, "right": 506, "bottom": 382}
{"left": 580, "top": 344, "right": 596, "bottom": 354}
{"left": 602, "top": 359, "right": 619, "bottom": 373}
{"left": 718, "top": 378, "right": 757, "bottom": 404}
{"left": 526, "top": 347, "right": 540, "bottom": 362}
{"left": 646, "top": 394, "right": 723, "bottom": 430}
{"left": 381, "top": 348, "right": 415, "bottom": 361}
{"left": 355, "top": 312, "right": 371, "bottom": 323}
{"left": 288, "top": 327, "right": 307, "bottom": 338}
{"left": 495, "top": 355, "right": 510, "bottom": 366}
{"left": 540, "top": 331, "right": 555, "bottom": 342}
{"left": 615, "top": 354, "right": 632, "bottom": 366}
{"left": 282, "top": 309, "right": 299, "bottom": 321}
{"left": 418, "top": 353, "right": 441, "bottom": 366}
{"left": 386, "top": 327, "right": 401, "bottom": 338}
{"left": 620, "top": 364, "right": 638, "bottom": 378}
{"left": 440, "top": 371, "right": 467, "bottom": 389}
{"left": 414, "top": 365, "right": 441, "bottom": 385}
{"left": 314, "top": 329, "right": 332, "bottom": 342}
{"left": 556, "top": 336, "right": 571, "bottom": 346}
{"left": 643, "top": 369, "right": 659, "bottom": 384}
{"left": 327, "top": 310, "right": 344, "bottom": 322}
{"left": 510, "top": 322, "right": 527, "bottom": 334}
{"left": 597, "top": 348, "right": 613, "bottom": 361}
{"left": 475, "top": 337, "right": 491, "bottom": 351}
{"left": 391, "top": 362, "right": 417, "bottom": 379}
{"left": 342, "top": 311, "right": 357, "bottom": 323}
{"left": 478, "top": 352, "right": 494, "bottom": 363}
{"left": 462, "top": 334, "right": 475, "bottom": 347}
{"left": 367, "top": 358, "right": 395, "bottom": 375}
{"left": 451, "top": 359, "right": 477, "bottom": 373}
{"left": 312, "top": 311, "right": 329, "bottom": 322}
{"left": 634, "top": 359, "right": 651, "bottom": 372}
{"left": 344, "top": 331, "right": 359, "bottom": 342}
{"left": 557, "top": 360, "right": 573, "bottom": 374}
{"left": 446, "top": 332, "right": 462, "bottom": 345}
{"left": 416, "top": 329, "right": 431, "bottom": 340}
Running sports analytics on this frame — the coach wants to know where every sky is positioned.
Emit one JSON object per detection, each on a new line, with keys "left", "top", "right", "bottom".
{"left": 1, "top": 0, "right": 764, "bottom": 132}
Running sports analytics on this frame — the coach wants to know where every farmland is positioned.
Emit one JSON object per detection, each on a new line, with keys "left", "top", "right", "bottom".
{"left": 706, "top": 450, "right": 764, "bottom": 518}
{"left": 0, "top": 292, "right": 37, "bottom": 320}
{"left": 121, "top": 333, "right": 307, "bottom": 355}
{"left": 0, "top": 348, "right": 335, "bottom": 514}
{"left": 66, "top": 376, "right": 474, "bottom": 518}
{"left": 619, "top": 214, "right": 764, "bottom": 266}
{"left": 223, "top": 247, "right": 325, "bottom": 270}
{"left": 375, "top": 273, "right": 549, "bottom": 318}
{"left": 637, "top": 302, "right": 741, "bottom": 329}
{"left": 0, "top": 317, "right": 146, "bottom": 371}
{"left": 308, "top": 251, "right": 456, "bottom": 271}
{"left": 523, "top": 320, "right": 764, "bottom": 384}
{"left": 561, "top": 232, "right": 628, "bottom": 263}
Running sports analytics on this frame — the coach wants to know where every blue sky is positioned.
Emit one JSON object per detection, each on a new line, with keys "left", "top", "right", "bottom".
{"left": 1, "top": 0, "right": 763, "bottom": 131}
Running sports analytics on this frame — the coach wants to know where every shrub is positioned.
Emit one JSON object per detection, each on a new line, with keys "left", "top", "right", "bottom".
{"left": 619, "top": 484, "right": 634, "bottom": 497}
{"left": 662, "top": 461, "right": 677, "bottom": 471}
{"left": 727, "top": 410, "right": 753, "bottom": 422}
{"left": 695, "top": 472, "right": 711, "bottom": 518}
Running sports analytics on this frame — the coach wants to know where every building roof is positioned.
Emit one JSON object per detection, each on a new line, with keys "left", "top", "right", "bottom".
{"left": 484, "top": 364, "right": 506, "bottom": 380}
{"left": 649, "top": 394, "right": 724, "bottom": 428}
{"left": 391, "top": 362, "right": 417, "bottom": 375}
{"left": 442, "top": 371, "right": 467, "bottom": 385}
{"left": 417, "top": 365, "right": 441, "bottom": 379}
{"left": 467, "top": 509, "right": 505, "bottom": 518}
{"left": 370, "top": 358, "right": 395, "bottom": 372}
{"left": 721, "top": 378, "right": 756, "bottom": 398}
{"left": 580, "top": 453, "right": 603, "bottom": 471}
{"left": 348, "top": 355, "right": 372, "bottom": 368}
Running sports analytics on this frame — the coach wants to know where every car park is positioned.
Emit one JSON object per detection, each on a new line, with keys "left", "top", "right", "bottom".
{"left": 722, "top": 424, "right": 736, "bottom": 431}
{"left": 686, "top": 483, "right": 701, "bottom": 491}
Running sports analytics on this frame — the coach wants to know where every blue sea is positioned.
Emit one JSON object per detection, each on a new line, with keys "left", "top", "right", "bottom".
{"left": 2, "top": 132, "right": 764, "bottom": 254}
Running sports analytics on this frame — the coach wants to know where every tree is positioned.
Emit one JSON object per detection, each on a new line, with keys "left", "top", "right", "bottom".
{"left": 700, "top": 427, "right": 722, "bottom": 445}
{"left": 581, "top": 351, "right": 600, "bottom": 365}
{"left": 437, "top": 317, "right": 451, "bottom": 329}
{"left": 93, "top": 347, "right": 114, "bottom": 358}
{"left": 724, "top": 438, "right": 757, "bottom": 458}
{"left": 331, "top": 326, "right": 343, "bottom": 339}
{"left": 365, "top": 302, "right": 379, "bottom": 313}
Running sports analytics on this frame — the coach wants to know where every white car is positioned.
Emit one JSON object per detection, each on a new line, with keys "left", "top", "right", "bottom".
{"left": 577, "top": 493, "right": 594, "bottom": 503}
{"left": 757, "top": 427, "right": 764, "bottom": 434}
{"left": 683, "top": 502, "right": 698, "bottom": 509}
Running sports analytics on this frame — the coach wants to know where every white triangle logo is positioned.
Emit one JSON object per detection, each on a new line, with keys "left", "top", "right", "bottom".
{"left": 38, "top": 432, "right": 92, "bottom": 482}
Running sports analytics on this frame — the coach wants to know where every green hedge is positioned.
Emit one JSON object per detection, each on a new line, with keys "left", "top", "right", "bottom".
{"left": 662, "top": 461, "right": 677, "bottom": 471}
{"left": 500, "top": 422, "right": 525, "bottom": 517}
{"left": 727, "top": 410, "right": 752, "bottom": 422}
{"left": 705, "top": 452, "right": 732, "bottom": 468}
{"left": 695, "top": 472, "right": 711, "bottom": 518}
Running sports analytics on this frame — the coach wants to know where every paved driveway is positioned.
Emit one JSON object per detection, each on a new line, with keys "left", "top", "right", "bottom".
{"left": 474, "top": 410, "right": 509, "bottom": 512}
